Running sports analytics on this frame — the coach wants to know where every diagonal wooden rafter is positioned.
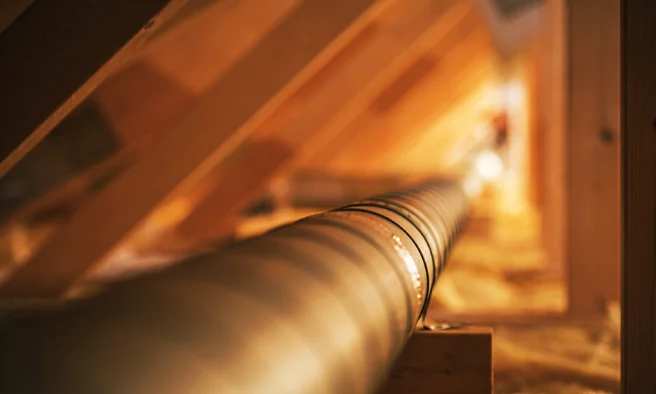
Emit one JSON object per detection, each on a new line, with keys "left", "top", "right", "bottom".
{"left": 309, "top": 17, "right": 481, "bottom": 172}
{"left": 142, "top": 0, "right": 305, "bottom": 94}
{"left": 0, "top": 0, "right": 303, "bottom": 239}
{"left": 176, "top": 0, "right": 473, "bottom": 244}
{"left": 380, "top": 53, "right": 497, "bottom": 174}
{"left": 93, "top": 0, "right": 304, "bottom": 149}
{"left": 94, "top": 62, "right": 197, "bottom": 149}
{"left": 359, "top": 46, "right": 495, "bottom": 175}
{"left": 0, "top": 0, "right": 188, "bottom": 178}
{"left": 0, "top": 0, "right": 389, "bottom": 298}
{"left": 305, "top": 8, "right": 496, "bottom": 176}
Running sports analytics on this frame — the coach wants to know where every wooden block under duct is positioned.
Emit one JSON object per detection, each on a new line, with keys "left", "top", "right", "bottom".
{"left": 379, "top": 326, "right": 493, "bottom": 394}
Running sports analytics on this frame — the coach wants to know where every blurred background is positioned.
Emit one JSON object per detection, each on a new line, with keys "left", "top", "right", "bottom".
{"left": 0, "top": 0, "right": 621, "bottom": 392}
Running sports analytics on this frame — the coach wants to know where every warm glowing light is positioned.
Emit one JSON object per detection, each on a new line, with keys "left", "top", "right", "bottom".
{"left": 495, "top": 80, "right": 526, "bottom": 109}
{"left": 505, "top": 80, "right": 525, "bottom": 108}
{"left": 475, "top": 151, "right": 504, "bottom": 181}
{"left": 473, "top": 123, "right": 491, "bottom": 141}
{"left": 462, "top": 173, "right": 483, "bottom": 198}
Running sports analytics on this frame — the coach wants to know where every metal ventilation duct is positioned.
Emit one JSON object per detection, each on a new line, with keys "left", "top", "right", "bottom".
{"left": 0, "top": 180, "right": 468, "bottom": 394}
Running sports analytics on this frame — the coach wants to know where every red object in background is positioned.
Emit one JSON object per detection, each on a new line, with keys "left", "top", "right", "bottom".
{"left": 493, "top": 112, "right": 508, "bottom": 148}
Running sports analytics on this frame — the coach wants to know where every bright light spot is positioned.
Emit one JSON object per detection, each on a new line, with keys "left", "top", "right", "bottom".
{"left": 462, "top": 173, "right": 483, "bottom": 198}
{"left": 475, "top": 151, "right": 504, "bottom": 182}
{"left": 495, "top": 80, "right": 526, "bottom": 107}
{"left": 505, "top": 80, "right": 525, "bottom": 108}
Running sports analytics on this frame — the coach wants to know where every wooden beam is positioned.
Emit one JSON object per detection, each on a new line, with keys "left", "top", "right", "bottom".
{"left": 621, "top": 0, "right": 656, "bottom": 390}
{"left": 0, "top": 151, "right": 134, "bottom": 229}
{"left": 143, "top": 0, "right": 303, "bottom": 94}
{"left": 0, "top": 0, "right": 187, "bottom": 178}
{"left": 375, "top": 51, "right": 496, "bottom": 175}
{"left": 177, "top": 0, "right": 472, "bottom": 242}
{"left": 379, "top": 327, "right": 493, "bottom": 394}
{"left": 566, "top": 0, "right": 621, "bottom": 316}
{"left": 310, "top": 11, "right": 495, "bottom": 175}
{"left": 1, "top": 0, "right": 298, "bottom": 233}
{"left": 93, "top": 62, "right": 196, "bottom": 148}
{"left": 536, "top": 0, "right": 566, "bottom": 273}
{"left": 304, "top": 6, "right": 483, "bottom": 172}
{"left": 177, "top": 139, "right": 294, "bottom": 244}
{"left": 0, "top": 0, "right": 387, "bottom": 298}
{"left": 324, "top": 16, "right": 493, "bottom": 174}
{"left": 395, "top": 75, "right": 496, "bottom": 175}
{"left": 91, "top": 0, "right": 303, "bottom": 160}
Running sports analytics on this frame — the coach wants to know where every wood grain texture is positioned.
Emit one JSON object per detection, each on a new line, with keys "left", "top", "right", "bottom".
{"left": 621, "top": 0, "right": 656, "bottom": 391}
{"left": 307, "top": 5, "right": 489, "bottom": 172}
{"left": 94, "top": 62, "right": 196, "bottom": 148}
{"left": 177, "top": 139, "right": 293, "bottom": 244}
{"left": 536, "top": 0, "right": 566, "bottom": 272}
{"left": 0, "top": 0, "right": 383, "bottom": 298}
{"left": 566, "top": 0, "right": 621, "bottom": 316}
{"left": 178, "top": 0, "right": 468, "bottom": 240}
{"left": 320, "top": 12, "right": 496, "bottom": 176}
{"left": 92, "top": 0, "right": 303, "bottom": 157}
{"left": 371, "top": 55, "right": 439, "bottom": 113}
{"left": 379, "top": 326, "right": 493, "bottom": 394}
{"left": 0, "top": 0, "right": 187, "bottom": 178}
{"left": 144, "top": 0, "right": 303, "bottom": 94}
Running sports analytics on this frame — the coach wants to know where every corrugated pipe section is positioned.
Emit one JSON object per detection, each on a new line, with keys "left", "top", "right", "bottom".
{"left": 0, "top": 180, "right": 468, "bottom": 394}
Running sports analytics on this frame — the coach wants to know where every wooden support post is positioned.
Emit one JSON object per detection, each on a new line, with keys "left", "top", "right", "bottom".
{"left": 0, "top": 0, "right": 385, "bottom": 299}
{"left": 536, "top": 0, "right": 566, "bottom": 273}
{"left": 0, "top": 0, "right": 186, "bottom": 178}
{"left": 380, "top": 326, "right": 493, "bottom": 394}
{"left": 621, "top": 0, "right": 656, "bottom": 391}
{"left": 566, "top": 0, "right": 621, "bottom": 316}
{"left": 176, "top": 0, "right": 470, "bottom": 242}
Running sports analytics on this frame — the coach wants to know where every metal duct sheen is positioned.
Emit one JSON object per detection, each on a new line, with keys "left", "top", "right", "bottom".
{"left": 0, "top": 180, "right": 468, "bottom": 394}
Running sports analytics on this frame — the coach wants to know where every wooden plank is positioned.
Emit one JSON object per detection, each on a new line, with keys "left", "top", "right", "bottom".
{"left": 305, "top": 3, "right": 489, "bottom": 173}
{"left": 1, "top": 153, "right": 132, "bottom": 227}
{"left": 0, "top": 0, "right": 187, "bottom": 178}
{"left": 376, "top": 54, "right": 495, "bottom": 175}
{"left": 177, "top": 0, "right": 471, "bottom": 242}
{"left": 92, "top": 0, "right": 302, "bottom": 153}
{"left": 334, "top": 19, "right": 491, "bottom": 173}
{"left": 566, "top": 0, "right": 621, "bottom": 316}
{"left": 144, "top": 0, "right": 303, "bottom": 94}
{"left": 0, "top": 0, "right": 386, "bottom": 299}
{"left": 177, "top": 139, "right": 293, "bottom": 244}
{"left": 536, "top": 0, "right": 566, "bottom": 273}
{"left": 93, "top": 62, "right": 196, "bottom": 147}
{"left": 320, "top": 20, "right": 496, "bottom": 175}
{"left": 379, "top": 326, "right": 493, "bottom": 394}
{"left": 621, "top": 0, "right": 656, "bottom": 391}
